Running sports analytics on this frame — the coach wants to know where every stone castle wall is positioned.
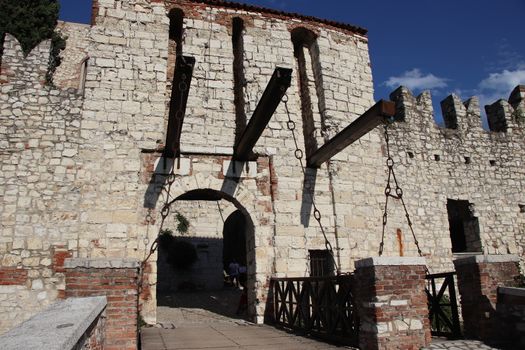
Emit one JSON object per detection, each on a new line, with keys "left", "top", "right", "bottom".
{"left": 0, "top": 0, "right": 524, "bottom": 333}
{"left": 0, "top": 33, "right": 84, "bottom": 332}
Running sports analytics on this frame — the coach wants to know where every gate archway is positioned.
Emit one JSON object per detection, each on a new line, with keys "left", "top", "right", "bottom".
{"left": 142, "top": 170, "right": 275, "bottom": 324}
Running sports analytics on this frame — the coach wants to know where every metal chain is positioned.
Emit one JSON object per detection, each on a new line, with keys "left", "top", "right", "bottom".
{"left": 282, "top": 94, "right": 339, "bottom": 274}
{"left": 138, "top": 72, "right": 189, "bottom": 293}
{"left": 379, "top": 122, "right": 423, "bottom": 258}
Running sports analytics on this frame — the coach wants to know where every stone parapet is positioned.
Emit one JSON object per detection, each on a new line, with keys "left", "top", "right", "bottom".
{"left": 453, "top": 254, "right": 520, "bottom": 343}
{"left": 0, "top": 296, "right": 106, "bottom": 350}
{"left": 354, "top": 256, "right": 430, "bottom": 350}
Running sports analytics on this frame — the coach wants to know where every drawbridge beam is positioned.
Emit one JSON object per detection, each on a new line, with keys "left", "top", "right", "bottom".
{"left": 307, "top": 100, "right": 396, "bottom": 168}
{"left": 233, "top": 67, "right": 293, "bottom": 161}
{"left": 164, "top": 55, "right": 196, "bottom": 159}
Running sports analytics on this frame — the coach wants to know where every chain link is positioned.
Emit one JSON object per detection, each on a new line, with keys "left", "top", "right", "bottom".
{"left": 379, "top": 122, "right": 424, "bottom": 259}
{"left": 138, "top": 70, "right": 189, "bottom": 293}
{"left": 282, "top": 94, "right": 339, "bottom": 274}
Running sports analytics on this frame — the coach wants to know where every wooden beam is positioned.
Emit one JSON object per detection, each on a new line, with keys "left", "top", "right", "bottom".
{"left": 307, "top": 100, "right": 395, "bottom": 168}
{"left": 233, "top": 67, "right": 293, "bottom": 161}
{"left": 164, "top": 55, "right": 196, "bottom": 158}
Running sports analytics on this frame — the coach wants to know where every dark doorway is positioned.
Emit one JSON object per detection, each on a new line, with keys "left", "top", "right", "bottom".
{"left": 447, "top": 199, "right": 482, "bottom": 253}
{"left": 223, "top": 210, "right": 247, "bottom": 271}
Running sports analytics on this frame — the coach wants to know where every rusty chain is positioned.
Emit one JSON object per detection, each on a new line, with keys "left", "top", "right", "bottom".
{"left": 138, "top": 74, "right": 188, "bottom": 293}
{"left": 282, "top": 94, "right": 340, "bottom": 275}
{"left": 379, "top": 122, "right": 424, "bottom": 259}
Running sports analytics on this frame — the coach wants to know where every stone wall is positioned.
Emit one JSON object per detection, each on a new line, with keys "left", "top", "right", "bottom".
{"left": 386, "top": 87, "right": 525, "bottom": 271}
{"left": 54, "top": 22, "right": 91, "bottom": 90}
{"left": 0, "top": 33, "right": 84, "bottom": 332}
{"left": 0, "top": 0, "right": 524, "bottom": 333}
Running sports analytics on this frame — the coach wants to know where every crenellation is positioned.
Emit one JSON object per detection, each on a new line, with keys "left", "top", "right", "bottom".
{"left": 440, "top": 94, "right": 463, "bottom": 129}
{"left": 486, "top": 99, "right": 511, "bottom": 132}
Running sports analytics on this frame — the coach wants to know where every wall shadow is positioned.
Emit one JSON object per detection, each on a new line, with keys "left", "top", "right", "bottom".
{"left": 300, "top": 167, "right": 317, "bottom": 227}
{"left": 143, "top": 155, "right": 175, "bottom": 209}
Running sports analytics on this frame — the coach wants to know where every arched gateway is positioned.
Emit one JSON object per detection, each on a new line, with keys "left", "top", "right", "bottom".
{"left": 141, "top": 171, "right": 275, "bottom": 325}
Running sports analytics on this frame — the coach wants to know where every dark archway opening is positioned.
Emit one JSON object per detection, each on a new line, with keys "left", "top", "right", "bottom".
{"left": 156, "top": 189, "right": 254, "bottom": 326}
{"left": 223, "top": 210, "right": 247, "bottom": 271}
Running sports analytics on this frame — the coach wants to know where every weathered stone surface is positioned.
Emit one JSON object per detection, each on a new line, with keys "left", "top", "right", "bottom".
{"left": 0, "top": 296, "right": 106, "bottom": 350}
{"left": 0, "top": 0, "right": 524, "bottom": 336}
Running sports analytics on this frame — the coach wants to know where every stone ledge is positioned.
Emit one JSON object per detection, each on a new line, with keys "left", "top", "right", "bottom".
{"left": 0, "top": 296, "right": 106, "bottom": 350}
{"left": 499, "top": 286, "right": 525, "bottom": 297}
{"left": 355, "top": 256, "right": 426, "bottom": 269}
{"left": 453, "top": 254, "right": 519, "bottom": 266}
{"left": 64, "top": 258, "right": 141, "bottom": 269}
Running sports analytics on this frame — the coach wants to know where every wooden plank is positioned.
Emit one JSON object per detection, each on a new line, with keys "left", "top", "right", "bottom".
{"left": 164, "top": 55, "right": 196, "bottom": 158}
{"left": 307, "top": 100, "right": 395, "bottom": 168}
{"left": 233, "top": 67, "right": 292, "bottom": 161}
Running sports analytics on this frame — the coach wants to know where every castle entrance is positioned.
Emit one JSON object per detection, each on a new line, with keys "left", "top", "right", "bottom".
{"left": 155, "top": 189, "right": 255, "bottom": 327}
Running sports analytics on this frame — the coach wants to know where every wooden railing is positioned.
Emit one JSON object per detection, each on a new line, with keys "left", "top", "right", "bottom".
{"left": 269, "top": 275, "right": 359, "bottom": 346}
{"left": 425, "top": 272, "right": 462, "bottom": 338}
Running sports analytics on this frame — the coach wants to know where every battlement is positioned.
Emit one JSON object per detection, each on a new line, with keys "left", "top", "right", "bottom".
{"left": 0, "top": 34, "right": 51, "bottom": 86}
{"left": 389, "top": 85, "right": 525, "bottom": 134}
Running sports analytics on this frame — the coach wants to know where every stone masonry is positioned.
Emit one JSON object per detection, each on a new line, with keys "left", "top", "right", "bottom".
{"left": 0, "top": 0, "right": 524, "bottom": 334}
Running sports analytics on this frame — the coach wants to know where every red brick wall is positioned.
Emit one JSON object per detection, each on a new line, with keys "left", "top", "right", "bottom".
{"left": 355, "top": 259, "right": 430, "bottom": 350}
{"left": 454, "top": 257, "right": 520, "bottom": 342}
{"left": 65, "top": 266, "right": 139, "bottom": 350}
{"left": 52, "top": 245, "right": 73, "bottom": 273}
{"left": 0, "top": 267, "right": 28, "bottom": 285}
{"left": 80, "top": 310, "right": 106, "bottom": 350}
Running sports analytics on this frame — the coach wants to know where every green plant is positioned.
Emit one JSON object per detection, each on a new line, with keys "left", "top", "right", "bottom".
{"left": 0, "top": 0, "right": 60, "bottom": 55}
{"left": 0, "top": 0, "right": 66, "bottom": 85}
{"left": 45, "top": 31, "right": 66, "bottom": 85}
{"left": 138, "top": 314, "right": 147, "bottom": 328}
{"left": 175, "top": 212, "right": 189, "bottom": 234}
{"left": 429, "top": 294, "right": 453, "bottom": 332}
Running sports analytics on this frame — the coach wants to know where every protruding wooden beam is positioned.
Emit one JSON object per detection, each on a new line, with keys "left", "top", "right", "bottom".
{"left": 307, "top": 100, "right": 396, "bottom": 168}
{"left": 164, "top": 55, "right": 196, "bottom": 158}
{"left": 233, "top": 67, "right": 293, "bottom": 161}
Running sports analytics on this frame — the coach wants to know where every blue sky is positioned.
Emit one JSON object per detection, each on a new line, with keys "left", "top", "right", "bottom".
{"left": 59, "top": 0, "right": 525, "bottom": 121}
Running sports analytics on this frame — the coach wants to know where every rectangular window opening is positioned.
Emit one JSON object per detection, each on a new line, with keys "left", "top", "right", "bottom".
{"left": 447, "top": 199, "right": 482, "bottom": 253}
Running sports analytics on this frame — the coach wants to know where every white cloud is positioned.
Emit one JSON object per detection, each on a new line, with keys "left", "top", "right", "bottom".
{"left": 463, "top": 67, "right": 525, "bottom": 130}
{"left": 384, "top": 68, "right": 448, "bottom": 91}
{"left": 478, "top": 68, "right": 525, "bottom": 97}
